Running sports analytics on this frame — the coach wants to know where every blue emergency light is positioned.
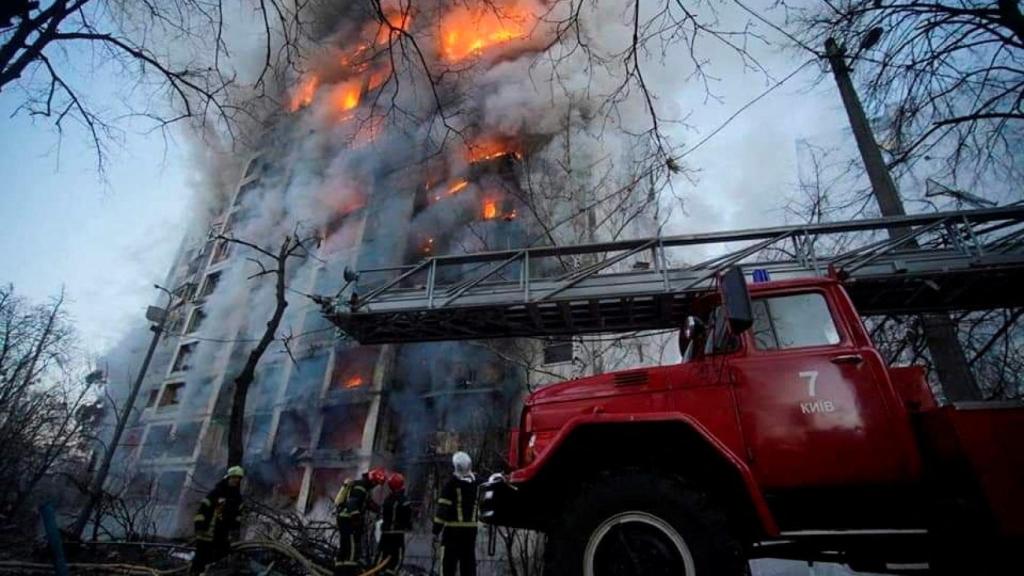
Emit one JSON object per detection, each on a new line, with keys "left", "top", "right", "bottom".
{"left": 752, "top": 269, "right": 771, "bottom": 283}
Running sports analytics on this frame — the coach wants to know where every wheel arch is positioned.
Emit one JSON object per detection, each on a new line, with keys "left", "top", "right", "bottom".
{"left": 521, "top": 417, "right": 777, "bottom": 539}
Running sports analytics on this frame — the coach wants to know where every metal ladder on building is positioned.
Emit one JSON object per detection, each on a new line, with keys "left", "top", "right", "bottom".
{"left": 322, "top": 206, "right": 1024, "bottom": 344}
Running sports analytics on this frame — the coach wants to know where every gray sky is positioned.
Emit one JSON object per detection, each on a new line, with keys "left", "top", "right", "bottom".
{"left": 0, "top": 3, "right": 850, "bottom": 356}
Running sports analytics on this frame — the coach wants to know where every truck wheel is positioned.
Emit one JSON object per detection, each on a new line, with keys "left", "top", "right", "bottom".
{"left": 544, "top": 471, "right": 747, "bottom": 576}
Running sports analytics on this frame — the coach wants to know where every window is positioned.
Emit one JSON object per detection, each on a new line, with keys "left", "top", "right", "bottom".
{"left": 245, "top": 415, "right": 274, "bottom": 458}
{"left": 163, "top": 311, "right": 184, "bottom": 338}
{"left": 145, "top": 389, "right": 159, "bottom": 408}
{"left": 166, "top": 421, "right": 201, "bottom": 457}
{"left": 159, "top": 382, "right": 185, "bottom": 407}
{"left": 752, "top": 293, "right": 840, "bottom": 350}
{"left": 186, "top": 252, "right": 205, "bottom": 276}
{"left": 212, "top": 239, "right": 231, "bottom": 263}
{"left": 174, "top": 282, "right": 197, "bottom": 303}
{"left": 200, "top": 272, "right": 220, "bottom": 299}
{"left": 185, "top": 308, "right": 206, "bottom": 334}
{"left": 126, "top": 473, "right": 154, "bottom": 499}
{"left": 543, "top": 337, "right": 573, "bottom": 365}
{"left": 141, "top": 425, "right": 171, "bottom": 460}
{"left": 172, "top": 343, "right": 195, "bottom": 372}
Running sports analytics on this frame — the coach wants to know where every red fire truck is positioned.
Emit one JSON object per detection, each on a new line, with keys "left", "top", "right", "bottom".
{"left": 326, "top": 207, "right": 1024, "bottom": 574}
{"left": 479, "top": 270, "right": 1023, "bottom": 575}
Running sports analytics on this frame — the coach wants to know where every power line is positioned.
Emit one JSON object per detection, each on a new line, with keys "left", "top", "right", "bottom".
{"left": 677, "top": 58, "right": 817, "bottom": 160}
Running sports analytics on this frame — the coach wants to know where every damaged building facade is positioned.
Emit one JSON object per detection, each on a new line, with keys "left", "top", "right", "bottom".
{"left": 102, "top": 1, "right": 672, "bottom": 553}
{"left": 109, "top": 137, "right": 536, "bottom": 537}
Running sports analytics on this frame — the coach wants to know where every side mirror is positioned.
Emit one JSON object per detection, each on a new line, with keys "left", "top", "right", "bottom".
{"left": 719, "top": 267, "right": 753, "bottom": 334}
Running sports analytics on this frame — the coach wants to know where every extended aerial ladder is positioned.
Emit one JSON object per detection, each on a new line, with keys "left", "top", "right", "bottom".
{"left": 322, "top": 206, "right": 1024, "bottom": 344}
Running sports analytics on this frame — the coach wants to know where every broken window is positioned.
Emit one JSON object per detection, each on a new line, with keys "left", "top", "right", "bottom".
{"left": 451, "top": 360, "right": 476, "bottom": 387}
{"left": 274, "top": 410, "right": 312, "bottom": 458}
{"left": 171, "top": 343, "right": 196, "bottom": 372}
{"left": 543, "top": 337, "right": 574, "bottom": 365}
{"left": 145, "top": 388, "right": 159, "bottom": 408}
{"left": 155, "top": 471, "right": 187, "bottom": 505}
{"left": 185, "top": 307, "right": 206, "bottom": 334}
{"left": 329, "top": 347, "right": 379, "bottom": 392}
{"left": 159, "top": 382, "right": 185, "bottom": 407}
{"left": 317, "top": 404, "right": 370, "bottom": 454}
{"left": 199, "top": 272, "right": 220, "bottom": 299}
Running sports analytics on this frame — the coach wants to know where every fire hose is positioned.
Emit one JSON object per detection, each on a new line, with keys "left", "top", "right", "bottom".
{"left": 0, "top": 561, "right": 187, "bottom": 576}
{"left": 0, "top": 541, "right": 390, "bottom": 576}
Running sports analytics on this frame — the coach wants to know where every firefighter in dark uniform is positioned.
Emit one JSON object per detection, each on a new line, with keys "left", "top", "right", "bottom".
{"left": 376, "top": 472, "right": 412, "bottom": 575}
{"left": 191, "top": 466, "right": 245, "bottom": 575}
{"left": 334, "top": 467, "right": 387, "bottom": 576}
{"left": 433, "top": 452, "right": 481, "bottom": 576}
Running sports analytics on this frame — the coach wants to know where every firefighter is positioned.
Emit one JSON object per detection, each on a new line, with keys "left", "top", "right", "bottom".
{"left": 376, "top": 472, "right": 412, "bottom": 575}
{"left": 334, "top": 467, "right": 387, "bottom": 576}
{"left": 191, "top": 466, "right": 245, "bottom": 575}
{"left": 433, "top": 452, "right": 481, "bottom": 576}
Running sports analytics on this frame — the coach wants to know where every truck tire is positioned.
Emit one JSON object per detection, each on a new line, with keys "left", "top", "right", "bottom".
{"left": 544, "top": 471, "right": 747, "bottom": 576}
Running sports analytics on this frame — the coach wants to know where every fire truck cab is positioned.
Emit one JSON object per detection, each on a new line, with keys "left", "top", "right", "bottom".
{"left": 480, "top": 270, "right": 1024, "bottom": 575}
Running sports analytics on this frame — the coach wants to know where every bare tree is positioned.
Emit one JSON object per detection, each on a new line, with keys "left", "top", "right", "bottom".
{"left": 796, "top": 0, "right": 1024, "bottom": 191}
{"left": 215, "top": 230, "right": 320, "bottom": 466}
{"left": 780, "top": 142, "right": 1024, "bottom": 400}
{"left": 0, "top": 284, "right": 96, "bottom": 520}
{"left": 0, "top": 0, "right": 315, "bottom": 173}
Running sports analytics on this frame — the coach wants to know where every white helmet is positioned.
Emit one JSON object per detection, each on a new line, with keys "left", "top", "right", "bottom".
{"left": 452, "top": 451, "right": 473, "bottom": 479}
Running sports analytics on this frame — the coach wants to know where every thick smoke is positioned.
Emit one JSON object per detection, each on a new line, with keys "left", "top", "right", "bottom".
{"left": 102, "top": 0, "right": 700, "bottom": 536}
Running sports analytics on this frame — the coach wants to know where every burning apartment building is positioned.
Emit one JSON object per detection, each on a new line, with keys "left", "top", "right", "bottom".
{"left": 99, "top": 0, "right": 677, "bottom": 555}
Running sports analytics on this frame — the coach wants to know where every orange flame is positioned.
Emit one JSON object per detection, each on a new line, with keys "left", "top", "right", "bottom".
{"left": 447, "top": 179, "right": 470, "bottom": 195}
{"left": 289, "top": 75, "right": 320, "bottom": 111}
{"left": 344, "top": 375, "right": 365, "bottom": 389}
{"left": 440, "top": 6, "right": 530, "bottom": 62}
{"left": 423, "top": 237, "right": 435, "bottom": 254}
{"left": 338, "top": 82, "right": 362, "bottom": 111}
{"left": 340, "top": 43, "right": 371, "bottom": 69}
{"left": 377, "top": 10, "right": 413, "bottom": 44}
{"left": 327, "top": 80, "right": 363, "bottom": 121}
{"left": 467, "top": 137, "right": 522, "bottom": 163}
{"left": 483, "top": 200, "right": 499, "bottom": 220}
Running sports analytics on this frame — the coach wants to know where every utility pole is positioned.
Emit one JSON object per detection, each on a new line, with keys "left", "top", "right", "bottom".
{"left": 825, "top": 38, "right": 981, "bottom": 402}
{"left": 69, "top": 288, "right": 174, "bottom": 539}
